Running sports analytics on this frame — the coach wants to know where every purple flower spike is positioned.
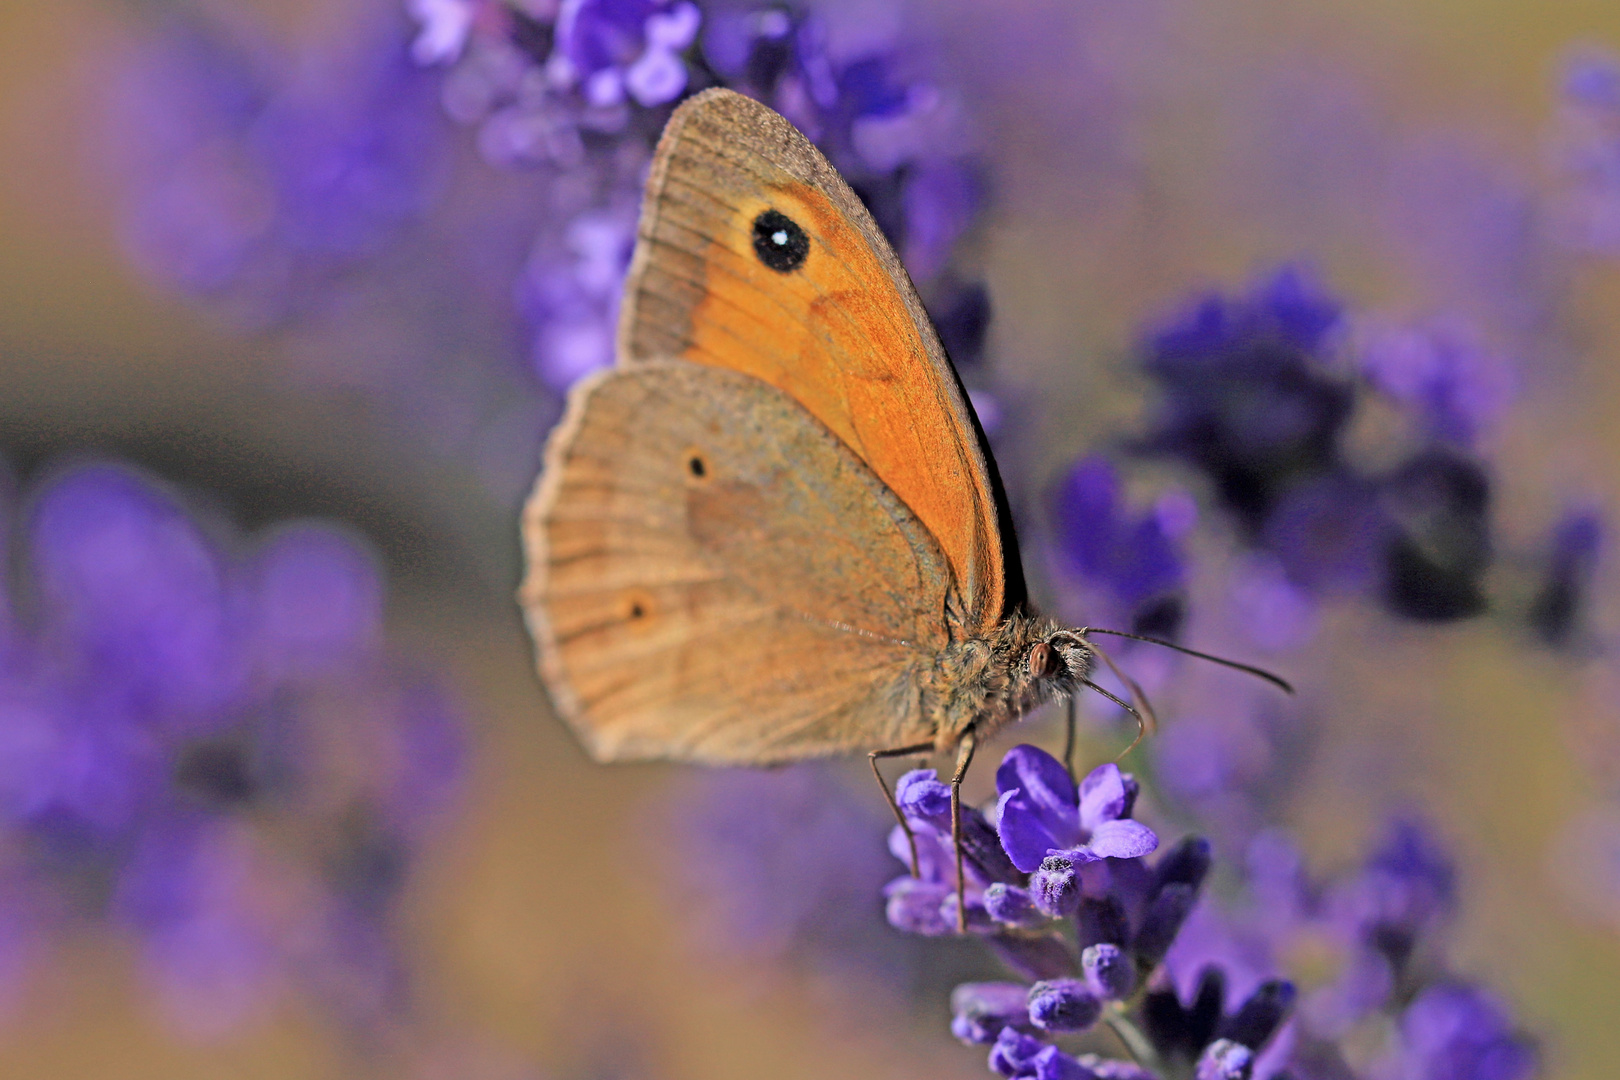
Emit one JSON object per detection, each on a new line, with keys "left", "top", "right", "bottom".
{"left": 1196, "top": 1039, "right": 1255, "bottom": 1080}
{"left": 1078, "top": 762, "right": 1131, "bottom": 828}
{"left": 997, "top": 747, "right": 1158, "bottom": 874}
{"left": 33, "top": 464, "right": 237, "bottom": 723}
{"left": 940, "top": 890, "right": 995, "bottom": 934}
{"left": 1027, "top": 978, "right": 1102, "bottom": 1033}
{"left": 896, "top": 768, "right": 952, "bottom": 828}
{"left": 951, "top": 981, "right": 1033, "bottom": 1045}
{"left": 250, "top": 524, "right": 382, "bottom": 682}
{"left": 1082, "top": 942, "right": 1136, "bottom": 1000}
{"left": 1078, "top": 895, "right": 1130, "bottom": 949}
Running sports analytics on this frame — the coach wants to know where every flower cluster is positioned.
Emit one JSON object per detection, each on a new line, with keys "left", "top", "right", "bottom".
{"left": 1169, "top": 821, "right": 1536, "bottom": 1080}
{"left": 1048, "top": 456, "right": 1194, "bottom": 640}
{"left": 0, "top": 461, "right": 463, "bottom": 1037}
{"left": 1134, "top": 265, "right": 1509, "bottom": 623}
{"left": 101, "top": 6, "right": 446, "bottom": 329}
{"left": 885, "top": 744, "right": 1287, "bottom": 1079}
{"left": 1048, "top": 264, "right": 1600, "bottom": 650}
{"left": 407, "top": 0, "right": 992, "bottom": 391}
{"left": 878, "top": 743, "right": 1535, "bottom": 1080}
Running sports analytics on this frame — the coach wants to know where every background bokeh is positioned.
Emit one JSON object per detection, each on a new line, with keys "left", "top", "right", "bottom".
{"left": 2, "top": 0, "right": 1619, "bottom": 1077}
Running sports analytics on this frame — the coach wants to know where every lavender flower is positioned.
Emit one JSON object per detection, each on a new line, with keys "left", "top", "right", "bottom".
{"left": 879, "top": 742, "right": 1542, "bottom": 1080}
{"left": 995, "top": 747, "right": 1159, "bottom": 877}
{"left": 1552, "top": 48, "right": 1620, "bottom": 253}
{"left": 0, "top": 461, "right": 465, "bottom": 1038}
{"left": 102, "top": 6, "right": 447, "bottom": 328}
{"left": 1125, "top": 264, "right": 1531, "bottom": 627}
{"left": 1356, "top": 319, "right": 1515, "bottom": 448}
{"left": 1528, "top": 505, "right": 1604, "bottom": 647}
{"left": 1394, "top": 983, "right": 1536, "bottom": 1080}
{"left": 1050, "top": 456, "right": 1191, "bottom": 638}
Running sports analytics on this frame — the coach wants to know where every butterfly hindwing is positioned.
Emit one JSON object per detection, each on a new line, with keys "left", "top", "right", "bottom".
{"left": 618, "top": 87, "right": 1012, "bottom": 636}
{"left": 520, "top": 361, "right": 949, "bottom": 764}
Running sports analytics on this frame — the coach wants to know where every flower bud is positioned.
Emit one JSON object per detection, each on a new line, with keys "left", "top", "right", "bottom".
{"left": 1027, "top": 978, "right": 1102, "bottom": 1033}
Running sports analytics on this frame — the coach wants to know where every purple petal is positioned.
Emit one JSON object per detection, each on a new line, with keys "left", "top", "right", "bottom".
{"left": 896, "top": 768, "right": 952, "bottom": 827}
{"left": 951, "top": 981, "right": 1032, "bottom": 1044}
{"left": 996, "top": 746, "right": 1082, "bottom": 871}
{"left": 1078, "top": 763, "right": 1128, "bottom": 832}
{"left": 997, "top": 745, "right": 1079, "bottom": 819}
{"left": 998, "top": 788, "right": 1061, "bottom": 874}
{"left": 1033, "top": 1046, "right": 1094, "bottom": 1080}
{"left": 989, "top": 1027, "right": 1045, "bottom": 1078}
{"left": 1085, "top": 819, "right": 1160, "bottom": 860}
{"left": 883, "top": 877, "right": 952, "bottom": 936}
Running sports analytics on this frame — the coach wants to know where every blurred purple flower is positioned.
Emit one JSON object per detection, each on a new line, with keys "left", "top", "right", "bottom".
{"left": 1393, "top": 983, "right": 1536, "bottom": 1080}
{"left": 1133, "top": 265, "right": 1522, "bottom": 627}
{"left": 1169, "top": 819, "right": 1462, "bottom": 1050}
{"left": 1552, "top": 48, "right": 1620, "bottom": 253}
{"left": 0, "top": 461, "right": 465, "bottom": 1038}
{"left": 1528, "top": 505, "right": 1604, "bottom": 647}
{"left": 1263, "top": 476, "right": 1389, "bottom": 595}
{"left": 1380, "top": 449, "right": 1491, "bottom": 621}
{"left": 518, "top": 203, "right": 638, "bottom": 391}
{"left": 102, "top": 5, "right": 447, "bottom": 327}
{"left": 1224, "top": 553, "right": 1318, "bottom": 653}
{"left": 1139, "top": 265, "right": 1354, "bottom": 532}
{"left": 662, "top": 763, "right": 925, "bottom": 986}
{"left": 1357, "top": 319, "right": 1515, "bottom": 447}
{"left": 1050, "top": 456, "right": 1189, "bottom": 637}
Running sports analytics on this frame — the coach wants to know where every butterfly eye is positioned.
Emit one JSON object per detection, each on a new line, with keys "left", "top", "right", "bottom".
{"left": 751, "top": 209, "right": 809, "bottom": 272}
{"left": 1028, "top": 642, "right": 1055, "bottom": 679}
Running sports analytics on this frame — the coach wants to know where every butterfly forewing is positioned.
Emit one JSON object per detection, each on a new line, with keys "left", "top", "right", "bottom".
{"left": 618, "top": 88, "right": 1011, "bottom": 636}
{"left": 520, "top": 362, "right": 951, "bottom": 764}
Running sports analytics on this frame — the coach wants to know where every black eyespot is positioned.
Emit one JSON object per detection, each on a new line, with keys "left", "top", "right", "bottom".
{"left": 752, "top": 209, "right": 809, "bottom": 272}
{"left": 688, "top": 453, "right": 707, "bottom": 479}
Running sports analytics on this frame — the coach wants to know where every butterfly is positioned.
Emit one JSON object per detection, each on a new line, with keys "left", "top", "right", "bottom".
{"left": 519, "top": 88, "right": 1288, "bottom": 929}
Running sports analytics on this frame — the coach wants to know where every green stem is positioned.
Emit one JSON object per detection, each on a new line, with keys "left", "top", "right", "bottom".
{"left": 1103, "top": 1009, "right": 1164, "bottom": 1076}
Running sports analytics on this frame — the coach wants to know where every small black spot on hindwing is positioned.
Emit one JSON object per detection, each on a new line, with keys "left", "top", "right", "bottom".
{"left": 751, "top": 209, "right": 809, "bottom": 272}
{"left": 684, "top": 446, "right": 711, "bottom": 483}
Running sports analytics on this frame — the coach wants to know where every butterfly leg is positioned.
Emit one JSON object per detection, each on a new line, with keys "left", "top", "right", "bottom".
{"left": 949, "top": 731, "right": 978, "bottom": 934}
{"left": 1062, "top": 695, "right": 1077, "bottom": 783}
{"left": 870, "top": 741, "right": 937, "bottom": 878}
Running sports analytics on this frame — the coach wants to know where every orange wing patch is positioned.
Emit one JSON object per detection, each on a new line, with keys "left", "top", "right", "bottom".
{"left": 619, "top": 88, "right": 1008, "bottom": 636}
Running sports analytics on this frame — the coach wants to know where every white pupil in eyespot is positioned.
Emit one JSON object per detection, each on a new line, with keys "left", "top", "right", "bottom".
{"left": 772, "top": 230, "right": 788, "bottom": 246}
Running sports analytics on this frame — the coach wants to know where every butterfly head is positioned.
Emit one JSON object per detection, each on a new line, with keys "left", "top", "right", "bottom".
{"left": 1024, "top": 629, "right": 1094, "bottom": 695}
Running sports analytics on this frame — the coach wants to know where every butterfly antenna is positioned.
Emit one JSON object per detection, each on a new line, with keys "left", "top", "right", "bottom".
{"left": 1083, "top": 627, "right": 1294, "bottom": 694}
{"left": 1082, "top": 636, "right": 1159, "bottom": 761}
